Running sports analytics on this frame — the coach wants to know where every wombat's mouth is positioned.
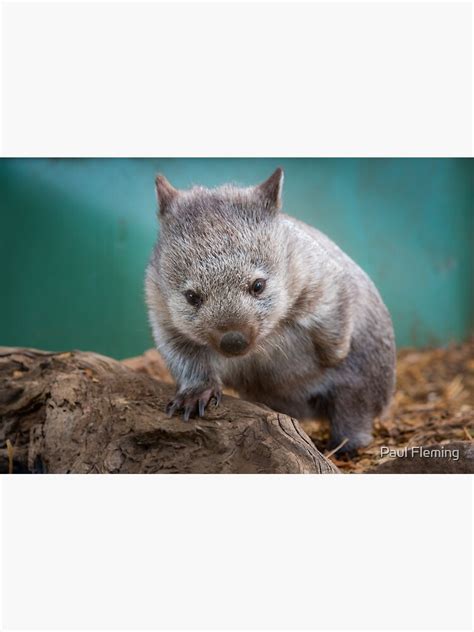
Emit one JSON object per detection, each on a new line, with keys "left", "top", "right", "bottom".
{"left": 217, "top": 346, "right": 253, "bottom": 359}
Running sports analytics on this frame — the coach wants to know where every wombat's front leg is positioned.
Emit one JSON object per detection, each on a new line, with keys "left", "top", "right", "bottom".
{"left": 154, "top": 325, "right": 222, "bottom": 421}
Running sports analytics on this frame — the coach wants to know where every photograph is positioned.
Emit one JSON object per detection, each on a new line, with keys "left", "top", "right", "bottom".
{"left": 1, "top": 158, "right": 472, "bottom": 474}
{"left": 1, "top": 1, "right": 472, "bottom": 630}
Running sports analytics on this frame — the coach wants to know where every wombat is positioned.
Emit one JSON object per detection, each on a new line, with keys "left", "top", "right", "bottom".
{"left": 145, "top": 168, "right": 396, "bottom": 453}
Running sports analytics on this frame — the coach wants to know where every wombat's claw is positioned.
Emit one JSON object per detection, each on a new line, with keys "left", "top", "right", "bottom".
{"left": 165, "top": 386, "right": 222, "bottom": 421}
{"left": 183, "top": 404, "right": 194, "bottom": 422}
{"left": 198, "top": 398, "right": 206, "bottom": 417}
{"left": 166, "top": 400, "right": 179, "bottom": 417}
{"left": 191, "top": 387, "right": 222, "bottom": 418}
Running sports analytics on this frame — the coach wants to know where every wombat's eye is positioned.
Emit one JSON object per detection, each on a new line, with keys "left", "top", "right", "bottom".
{"left": 184, "top": 290, "right": 202, "bottom": 307}
{"left": 250, "top": 278, "right": 266, "bottom": 296}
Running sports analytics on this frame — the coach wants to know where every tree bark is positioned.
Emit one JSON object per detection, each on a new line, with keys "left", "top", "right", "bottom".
{"left": 0, "top": 347, "right": 338, "bottom": 474}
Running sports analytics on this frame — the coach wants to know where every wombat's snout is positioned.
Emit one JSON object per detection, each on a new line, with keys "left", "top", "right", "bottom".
{"left": 219, "top": 331, "right": 250, "bottom": 356}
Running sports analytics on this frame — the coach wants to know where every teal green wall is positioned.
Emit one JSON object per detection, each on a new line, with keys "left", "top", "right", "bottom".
{"left": 0, "top": 158, "right": 472, "bottom": 358}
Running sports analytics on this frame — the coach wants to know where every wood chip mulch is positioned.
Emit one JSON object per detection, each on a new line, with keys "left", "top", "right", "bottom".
{"left": 301, "top": 338, "right": 474, "bottom": 472}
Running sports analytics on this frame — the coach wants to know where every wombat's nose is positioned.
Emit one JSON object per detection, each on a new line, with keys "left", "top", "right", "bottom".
{"left": 219, "top": 331, "right": 249, "bottom": 356}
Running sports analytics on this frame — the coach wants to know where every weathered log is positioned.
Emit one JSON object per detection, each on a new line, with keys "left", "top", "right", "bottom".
{"left": 0, "top": 347, "right": 338, "bottom": 474}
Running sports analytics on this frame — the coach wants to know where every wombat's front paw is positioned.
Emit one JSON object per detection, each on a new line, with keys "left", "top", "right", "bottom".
{"left": 166, "top": 385, "right": 222, "bottom": 421}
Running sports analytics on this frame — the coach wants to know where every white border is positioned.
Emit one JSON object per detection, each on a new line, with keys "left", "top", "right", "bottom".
{"left": 0, "top": 1, "right": 472, "bottom": 630}
{"left": 1, "top": 1, "right": 472, "bottom": 156}
{"left": 1, "top": 475, "right": 472, "bottom": 630}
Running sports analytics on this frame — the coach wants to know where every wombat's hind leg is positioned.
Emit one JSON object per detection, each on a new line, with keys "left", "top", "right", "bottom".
{"left": 326, "top": 420, "right": 373, "bottom": 458}
{"left": 312, "top": 390, "right": 374, "bottom": 457}
{"left": 166, "top": 385, "right": 222, "bottom": 421}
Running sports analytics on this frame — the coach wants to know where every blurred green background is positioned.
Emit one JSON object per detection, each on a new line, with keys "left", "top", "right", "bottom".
{"left": 0, "top": 158, "right": 472, "bottom": 359}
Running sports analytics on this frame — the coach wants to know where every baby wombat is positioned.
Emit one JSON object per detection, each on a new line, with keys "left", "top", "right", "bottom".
{"left": 145, "top": 168, "right": 396, "bottom": 453}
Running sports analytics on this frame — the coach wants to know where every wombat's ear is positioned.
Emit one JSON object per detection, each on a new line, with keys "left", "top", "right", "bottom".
{"left": 155, "top": 174, "right": 178, "bottom": 215}
{"left": 255, "top": 167, "right": 284, "bottom": 211}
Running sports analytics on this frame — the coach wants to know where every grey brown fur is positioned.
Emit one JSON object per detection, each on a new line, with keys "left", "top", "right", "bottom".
{"left": 145, "top": 169, "right": 396, "bottom": 453}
